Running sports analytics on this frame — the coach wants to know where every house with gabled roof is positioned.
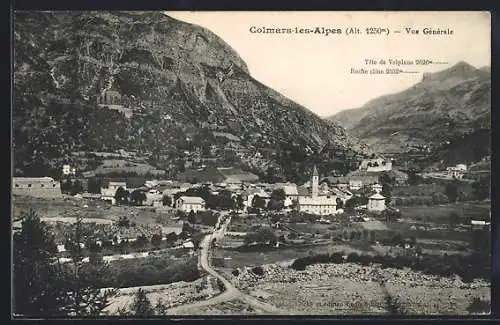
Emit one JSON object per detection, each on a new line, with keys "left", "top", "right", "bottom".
{"left": 175, "top": 196, "right": 205, "bottom": 213}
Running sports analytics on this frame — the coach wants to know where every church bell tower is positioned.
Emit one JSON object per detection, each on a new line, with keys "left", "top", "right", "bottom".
{"left": 312, "top": 165, "right": 319, "bottom": 198}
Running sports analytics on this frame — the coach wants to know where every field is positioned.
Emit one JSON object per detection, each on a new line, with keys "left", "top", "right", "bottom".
{"left": 94, "top": 159, "right": 164, "bottom": 176}
{"left": 217, "top": 205, "right": 489, "bottom": 270}
{"left": 94, "top": 253, "right": 200, "bottom": 289}
{"left": 397, "top": 202, "right": 490, "bottom": 223}
{"left": 214, "top": 243, "right": 372, "bottom": 270}
{"left": 392, "top": 183, "right": 445, "bottom": 197}
{"left": 360, "top": 220, "right": 389, "bottom": 231}
{"left": 13, "top": 196, "right": 178, "bottom": 228}
{"left": 13, "top": 196, "right": 185, "bottom": 255}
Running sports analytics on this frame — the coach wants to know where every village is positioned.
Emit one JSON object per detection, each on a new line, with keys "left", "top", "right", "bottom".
{"left": 11, "top": 149, "right": 491, "bottom": 315}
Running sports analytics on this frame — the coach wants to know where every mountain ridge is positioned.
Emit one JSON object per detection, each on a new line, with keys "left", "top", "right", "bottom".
{"left": 327, "top": 61, "right": 490, "bottom": 167}
{"left": 13, "top": 11, "right": 366, "bottom": 182}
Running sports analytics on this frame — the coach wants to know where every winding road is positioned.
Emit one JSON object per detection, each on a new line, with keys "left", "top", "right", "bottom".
{"left": 168, "top": 215, "right": 290, "bottom": 315}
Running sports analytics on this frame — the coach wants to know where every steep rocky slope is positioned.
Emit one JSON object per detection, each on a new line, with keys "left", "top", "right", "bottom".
{"left": 13, "top": 11, "right": 364, "bottom": 180}
{"left": 328, "top": 62, "right": 490, "bottom": 166}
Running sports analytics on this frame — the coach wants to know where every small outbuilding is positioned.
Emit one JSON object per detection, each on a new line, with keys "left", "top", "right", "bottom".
{"left": 368, "top": 193, "right": 386, "bottom": 212}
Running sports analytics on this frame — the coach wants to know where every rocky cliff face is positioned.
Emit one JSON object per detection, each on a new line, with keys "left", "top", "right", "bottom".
{"left": 14, "top": 11, "right": 363, "bottom": 180}
{"left": 328, "top": 62, "right": 490, "bottom": 166}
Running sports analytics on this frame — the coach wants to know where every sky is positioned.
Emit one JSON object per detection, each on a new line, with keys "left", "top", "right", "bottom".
{"left": 166, "top": 11, "right": 490, "bottom": 117}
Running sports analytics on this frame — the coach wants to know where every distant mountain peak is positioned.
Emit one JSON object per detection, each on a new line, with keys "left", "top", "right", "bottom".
{"left": 422, "top": 61, "right": 481, "bottom": 83}
{"left": 327, "top": 59, "right": 490, "bottom": 160}
{"left": 479, "top": 66, "right": 491, "bottom": 73}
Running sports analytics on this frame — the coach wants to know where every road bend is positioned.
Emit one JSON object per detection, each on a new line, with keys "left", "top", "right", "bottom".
{"left": 168, "top": 215, "right": 290, "bottom": 315}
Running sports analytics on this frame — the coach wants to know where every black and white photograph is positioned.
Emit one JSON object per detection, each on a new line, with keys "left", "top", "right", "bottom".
{"left": 11, "top": 10, "right": 491, "bottom": 317}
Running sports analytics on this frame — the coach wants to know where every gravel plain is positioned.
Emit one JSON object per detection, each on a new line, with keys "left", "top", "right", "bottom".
{"left": 230, "top": 262, "right": 490, "bottom": 315}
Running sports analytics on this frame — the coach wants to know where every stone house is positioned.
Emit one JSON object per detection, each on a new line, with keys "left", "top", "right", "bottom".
{"left": 12, "top": 177, "right": 62, "bottom": 198}
{"left": 367, "top": 193, "right": 386, "bottom": 212}
{"left": 176, "top": 196, "right": 205, "bottom": 213}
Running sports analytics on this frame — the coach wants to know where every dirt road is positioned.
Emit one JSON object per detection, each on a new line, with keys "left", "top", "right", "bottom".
{"left": 168, "top": 216, "right": 290, "bottom": 315}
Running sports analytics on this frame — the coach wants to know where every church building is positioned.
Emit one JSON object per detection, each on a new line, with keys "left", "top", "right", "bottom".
{"left": 298, "top": 166, "right": 337, "bottom": 216}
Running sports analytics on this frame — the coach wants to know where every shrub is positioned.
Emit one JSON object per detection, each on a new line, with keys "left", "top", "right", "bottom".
{"left": 432, "top": 192, "right": 449, "bottom": 204}
{"left": 212, "top": 258, "right": 226, "bottom": 268}
{"left": 346, "top": 252, "right": 360, "bottom": 263}
{"left": 244, "top": 227, "right": 277, "bottom": 245}
{"left": 289, "top": 250, "right": 489, "bottom": 282}
{"left": 330, "top": 252, "right": 344, "bottom": 263}
{"left": 231, "top": 269, "right": 240, "bottom": 277}
{"left": 151, "top": 234, "right": 162, "bottom": 247}
{"left": 385, "top": 293, "right": 408, "bottom": 315}
{"left": 290, "top": 258, "right": 307, "bottom": 271}
{"left": 110, "top": 257, "right": 200, "bottom": 288}
{"left": 467, "top": 297, "right": 490, "bottom": 314}
{"left": 251, "top": 266, "right": 265, "bottom": 276}
{"left": 216, "top": 279, "right": 225, "bottom": 292}
{"left": 390, "top": 233, "right": 404, "bottom": 246}
{"left": 357, "top": 254, "right": 372, "bottom": 266}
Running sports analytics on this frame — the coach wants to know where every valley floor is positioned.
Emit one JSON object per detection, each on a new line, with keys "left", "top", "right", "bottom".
{"left": 223, "top": 261, "right": 490, "bottom": 315}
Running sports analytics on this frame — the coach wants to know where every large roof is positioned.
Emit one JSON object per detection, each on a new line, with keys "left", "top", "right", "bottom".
{"left": 345, "top": 171, "right": 380, "bottom": 183}
{"left": 109, "top": 181, "right": 127, "bottom": 186}
{"left": 272, "top": 183, "right": 299, "bottom": 195}
{"left": 283, "top": 185, "right": 299, "bottom": 196}
{"left": 369, "top": 193, "right": 386, "bottom": 200}
{"left": 330, "top": 187, "right": 352, "bottom": 197}
{"left": 253, "top": 191, "right": 271, "bottom": 198}
{"left": 325, "top": 176, "right": 350, "bottom": 184}
{"left": 177, "top": 196, "right": 205, "bottom": 204}
{"left": 297, "top": 185, "right": 310, "bottom": 196}
{"left": 13, "top": 177, "right": 55, "bottom": 182}
{"left": 100, "top": 177, "right": 147, "bottom": 188}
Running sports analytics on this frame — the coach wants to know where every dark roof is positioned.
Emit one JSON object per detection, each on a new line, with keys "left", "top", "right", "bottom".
{"left": 297, "top": 185, "right": 310, "bottom": 196}
{"left": 313, "top": 165, "right": 319, "bottom": 177}
{"left": 325, "top": 176, "right": 349, "bottom": 184}
{"left": 345, "top": 171, "right": 380, "bottom": 183}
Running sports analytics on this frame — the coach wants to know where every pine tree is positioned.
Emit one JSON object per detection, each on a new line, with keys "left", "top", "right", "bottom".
{"left": 63, "top": 216, "right": 117, "bottom": 316}
{"left": 130, "top": 289, "right": 154, "bottom": 317}
{"left": 13, "top": 210, "right": 67, "bottom": 317}
{"left": 154, "top": 298, "right": 168, "bottom": 315}
{"left": 236, "top": 194, "right": 245, "bottom": 210}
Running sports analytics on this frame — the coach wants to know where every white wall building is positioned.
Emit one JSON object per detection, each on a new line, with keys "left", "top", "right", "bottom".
{"left": 62, "top": 164, "right": 76, "bottom": 176}
{"left": 298, "top": 166, "right": 337, "bottom": 216}
{"left": 368, "top": 193, "right": 386, "bottom": 212}
{"left": 145, "top": 180, "right": 159, "bottom": 188}
{"left": 372, "top": 183, "right": 383, "bottom": 194}
{"left": 245, "top": 191, "right": 271, "bottom": 211}
{"left": 145, "top": 189, "right": 163, "bottom": 206}
{"left": 349, "top": 180, "right": 363, "bottom": 191}
{"left": 446, "top": 164, "right": 468, "bottom": 179}
{"left": 176, "top": 196, "right": 205, "bottom": 213}
{"left": 100, "top": 181, "right": 127, "bottom": 205}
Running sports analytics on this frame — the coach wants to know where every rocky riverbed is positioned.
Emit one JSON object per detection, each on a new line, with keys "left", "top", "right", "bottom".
{"left": 229, "top": 262, "right": 490, "bottom": 315}
{"left": 104, "top": 275, "right": 222, "bottom": 315}
{"left": 174, "top": 299, "right": 261, "bottom": 315}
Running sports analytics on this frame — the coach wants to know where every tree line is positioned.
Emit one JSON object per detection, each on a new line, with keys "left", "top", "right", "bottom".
{"left": 13, "top": 210, "right": 117, "bottom": 317}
